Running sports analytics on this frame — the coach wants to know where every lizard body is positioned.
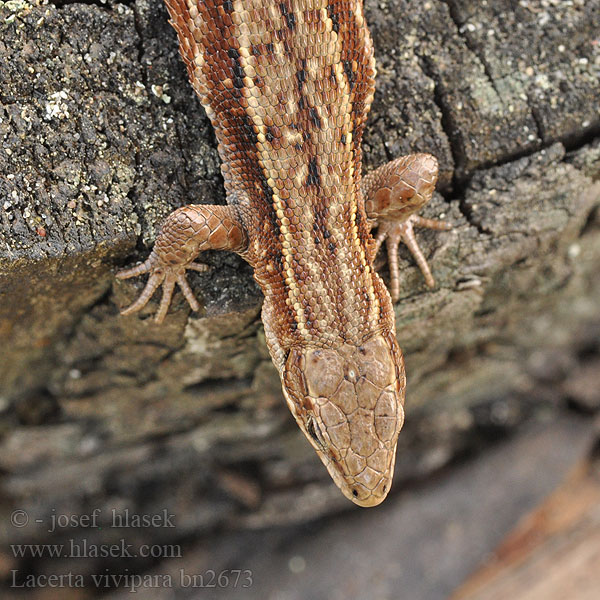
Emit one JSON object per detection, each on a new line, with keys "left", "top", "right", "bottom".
{"left": 118, "top": 0, "right": 451, "bottom": 506}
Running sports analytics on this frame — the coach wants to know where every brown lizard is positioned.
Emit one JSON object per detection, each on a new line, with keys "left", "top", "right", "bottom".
{"left": 117, "top": 0, "right": 451, "bottom": 507}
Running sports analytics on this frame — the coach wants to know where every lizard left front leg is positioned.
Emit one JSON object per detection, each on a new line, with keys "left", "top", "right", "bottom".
{"left": 363, "top": 153, "right": 451, "bottom": 301}
{"left": 117, "top": 204, "right": 248, "bottom": 323}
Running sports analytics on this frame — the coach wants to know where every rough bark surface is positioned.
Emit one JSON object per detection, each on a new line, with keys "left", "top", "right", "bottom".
{"left": 0, "top": 0, "right": 599, "bottom": 589}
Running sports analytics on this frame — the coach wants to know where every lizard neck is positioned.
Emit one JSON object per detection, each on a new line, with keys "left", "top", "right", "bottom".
{"left": 251, "top": 193, "right": 396, "bottom": 364}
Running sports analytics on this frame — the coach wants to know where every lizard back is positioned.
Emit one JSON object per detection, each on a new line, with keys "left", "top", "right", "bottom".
{"left": 165, "top": 0, "right": 386, "bottom": 349}
{"left": 166, "top": 0, "right": 376, "bottom": 204}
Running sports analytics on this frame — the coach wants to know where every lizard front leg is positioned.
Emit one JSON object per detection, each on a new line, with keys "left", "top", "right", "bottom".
{"left": 117, "top": 204, "right": 247, "bottom": 323}
{"left": 363, "top": 153, "right": 452, "bottom": 301}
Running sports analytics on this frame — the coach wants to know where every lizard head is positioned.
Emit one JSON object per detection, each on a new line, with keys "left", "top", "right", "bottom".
{"left": 282, "top": 332, "right": 405, "bottom": 507}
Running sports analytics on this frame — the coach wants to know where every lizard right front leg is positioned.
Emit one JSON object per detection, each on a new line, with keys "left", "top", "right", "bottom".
{"left": 117, "top": 204, "right": 248, "bottom": 323}
{"left": 363, "top": 154, "right": 452, "bottom": 301}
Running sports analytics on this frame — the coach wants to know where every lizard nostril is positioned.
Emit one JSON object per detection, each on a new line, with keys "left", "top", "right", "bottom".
{"left": 352, "top": 489, "right": 359, "bottom": 498}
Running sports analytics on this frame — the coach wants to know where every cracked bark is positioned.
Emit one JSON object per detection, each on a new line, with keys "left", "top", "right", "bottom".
{"left": 0, "top": 0, "right": 599, "bottom": 581}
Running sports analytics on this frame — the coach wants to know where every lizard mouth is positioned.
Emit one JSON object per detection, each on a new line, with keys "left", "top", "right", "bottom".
{"left": 281, "top": 332, "right": 405, "bottom": 506}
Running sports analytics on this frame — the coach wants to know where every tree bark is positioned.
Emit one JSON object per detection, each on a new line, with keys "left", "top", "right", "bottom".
{"left": 0, "top": 0, "right": 599, "bottom": 582}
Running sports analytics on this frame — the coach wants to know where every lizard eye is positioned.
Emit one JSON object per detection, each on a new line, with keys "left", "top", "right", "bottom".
{"left": 306, "top": 415, "right": 326, "bottom": 449}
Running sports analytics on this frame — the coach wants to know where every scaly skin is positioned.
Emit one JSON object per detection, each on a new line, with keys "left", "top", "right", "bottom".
{"left": 117, "top": 0, "right": 451, "bottom": 507}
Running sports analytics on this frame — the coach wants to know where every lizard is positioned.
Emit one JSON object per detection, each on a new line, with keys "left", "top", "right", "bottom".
{"left": 117, "top": 0, "right": 451, "bottom": 507}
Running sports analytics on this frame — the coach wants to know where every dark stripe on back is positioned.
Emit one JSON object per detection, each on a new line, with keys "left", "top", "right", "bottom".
{"left": 228, "top": 48, "right": 245, "bottom": 89}
{"left": 279, "top": 2, "right": 296, "bottom": 30}
{"left": 327, "top": 3, "right": 340, "bottom": 33}
{"left": 343, "top": 59, "right": 355, "bottom": 91}
{"left": 296, "top": 59, "right": 307, "bottom": 92}
{"left": 309, "top": 107, "right": 322, "bottom": 129}
{"left": 306, "top": 156, "right": 321, "bottom": 187}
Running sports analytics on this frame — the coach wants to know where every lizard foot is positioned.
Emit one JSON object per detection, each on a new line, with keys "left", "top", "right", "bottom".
{"left": 374, "top": 214, "right": 452, "bottom": 301}
{"left": 117, "top": 254, "right": 209, "bottom": 323}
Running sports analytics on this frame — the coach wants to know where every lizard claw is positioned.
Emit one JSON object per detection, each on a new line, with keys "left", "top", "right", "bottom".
{"left": 115, "top": 255, "right": 156, "bottom": 280}
{"left": 375, "top": 214, "right": 451, "bottom": 301}
{"left": 117, "top": 256, "right": 209, "bottom": 323}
